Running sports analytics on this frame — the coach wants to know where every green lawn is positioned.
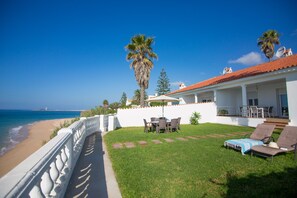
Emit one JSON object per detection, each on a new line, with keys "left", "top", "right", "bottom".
{"left": 104, "top": 123, "right": 297, "bottom": 198}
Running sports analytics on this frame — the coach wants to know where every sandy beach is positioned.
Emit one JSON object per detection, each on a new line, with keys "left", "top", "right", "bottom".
{"left": 0, "top": 118, "right": 72, "bottom": 177}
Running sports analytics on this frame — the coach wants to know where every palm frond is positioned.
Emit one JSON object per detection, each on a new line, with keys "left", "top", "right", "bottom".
{"left": 257, "top": 29, "right": 280, "bottom": 60}
{"left": 125, "top": 44, "right": 136, "bottom": 51}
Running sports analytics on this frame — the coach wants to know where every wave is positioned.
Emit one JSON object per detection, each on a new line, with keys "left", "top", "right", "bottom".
{"left": 0, "top": 125, "right": 29, "bottom": 156}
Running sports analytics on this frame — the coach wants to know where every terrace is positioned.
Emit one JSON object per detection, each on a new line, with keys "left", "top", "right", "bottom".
{"left": 0, "top": 115, "right": 296, "bottom": 197}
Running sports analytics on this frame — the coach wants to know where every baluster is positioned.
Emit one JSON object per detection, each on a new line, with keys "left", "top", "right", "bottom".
{"left": 56, "top": 152, "right": 67, "bottom": 185}
{"left": 77, "top": 129, "right": 80, "bottom": 140}
{"left": 56, "top": 154, "right": 64, "bottom": 174}
{"left": 61, "top": 148, "right": 69, "bottom": 174}
{"left": 65, "top": 144, "right": 70, "bottom": 161}
{"left": 40, "top": 168, "right": 54, "bottom": 197}
{"left": 75, "top": 130, "right": 79, "bottom": 146}
{"left": 61, "top": 146, "right": 68, "bottom": 165}
{"left": 79, "top": 127, "right": 82, "bottom": 137}
{"left": 50, "top": 161, "right": 59, "bottom": 184}
{"left": 74, "top": 131, "right": 78, "bottom": 144}
{"left": 49, "top": 160, "right": 61, "bottom": 197}
{"left": 77, "top": 128, "right": 80, "bottom": 139}
{"left": 29, "top": 180, "right": 44, "bottom": 198}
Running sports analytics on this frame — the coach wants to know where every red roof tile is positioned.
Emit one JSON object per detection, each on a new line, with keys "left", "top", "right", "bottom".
{"left": 169, "top": 54, "right": 297, "bottom": 95}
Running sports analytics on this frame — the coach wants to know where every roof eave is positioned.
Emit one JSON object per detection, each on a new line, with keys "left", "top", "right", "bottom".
{"left": 169, "top": 66, "right": 297, "bottom": 97}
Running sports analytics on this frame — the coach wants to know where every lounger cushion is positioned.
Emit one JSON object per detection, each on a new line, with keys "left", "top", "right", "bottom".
{"left": 224, "top": 139, "right": 264, "bottom": 155}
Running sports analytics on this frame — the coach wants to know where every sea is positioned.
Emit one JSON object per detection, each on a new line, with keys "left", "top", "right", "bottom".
{"left": 0, "top": 110, "right": 81, "bottom": 156}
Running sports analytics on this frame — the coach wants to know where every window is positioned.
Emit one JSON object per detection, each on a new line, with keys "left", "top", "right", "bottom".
{"left": 202, "top": 99, "right": 212, "bottom": 103}
{"left": 248, "top": 98, "right": 258, "bottom": 106}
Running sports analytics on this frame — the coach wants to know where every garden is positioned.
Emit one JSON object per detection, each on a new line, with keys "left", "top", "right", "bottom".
{"left": 104, "top": 123, "right": 297, "bottom": 197}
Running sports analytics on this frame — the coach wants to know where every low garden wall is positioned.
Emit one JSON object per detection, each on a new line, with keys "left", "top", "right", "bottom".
{"left": 116, "top": 102, "right": 217, "bottom": 127}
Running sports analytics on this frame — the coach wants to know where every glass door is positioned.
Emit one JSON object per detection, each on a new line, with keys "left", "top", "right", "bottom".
{"left": 279, "top": 94, "right": 288, "bottom": 117}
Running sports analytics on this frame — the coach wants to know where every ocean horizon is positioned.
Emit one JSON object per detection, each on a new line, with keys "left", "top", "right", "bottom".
{"left": 0, "top": 110, "right": 81, "bottom": 156}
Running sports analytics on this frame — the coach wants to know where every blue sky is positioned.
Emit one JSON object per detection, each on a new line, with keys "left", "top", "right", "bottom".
{"left": 0, "top": 0, "right": 296, "bottom": 110}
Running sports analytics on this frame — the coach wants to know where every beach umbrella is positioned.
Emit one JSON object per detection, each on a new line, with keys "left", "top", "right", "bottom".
{"left": 146, "top": 95, "right": 180, "bottom": 117}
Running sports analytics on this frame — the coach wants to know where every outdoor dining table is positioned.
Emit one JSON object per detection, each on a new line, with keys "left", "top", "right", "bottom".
{"left": 151, "top": 119, "right": 171, "bottom": 124}
{"left": 151, "top": 119, "right": 171, "bottom": 131}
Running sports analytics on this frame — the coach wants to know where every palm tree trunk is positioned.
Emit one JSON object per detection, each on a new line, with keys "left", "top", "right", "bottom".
{"left": 140, "top": 86, "right": 145, "bottom": 107}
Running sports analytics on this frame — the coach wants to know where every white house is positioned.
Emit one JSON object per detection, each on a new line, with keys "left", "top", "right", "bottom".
{"left": 168, "top": 54, "right": 297, "bottom": 126}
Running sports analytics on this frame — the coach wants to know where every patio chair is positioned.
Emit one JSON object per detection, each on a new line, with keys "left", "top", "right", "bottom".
{"left": 156, "top": 119, "right": 168, "bottom": 133}
{"left": 151, "top": 117, "right": 159, "bottom": 131}
{"left": 251, "top": 126, "right": 297, "bottom": 161}
{"left": 249, "top": 106, "right": 259, "bottom": 117}
{"left": 224, "top": 124, "right": 275, "bottom": 155}
{"left": 168, "top": 118, "right": 179, "bottom": 132}
{"left": 240, "top": 106, "right": 249, "bottom": 117}
{"left": 264, "top": 106, "right": 273, "bottom": 118}
{"left": 143, "top": 119, "right": 152, "bottom": 133}
{"left": 177, "top": 117, "right": 181, "bottom": 130}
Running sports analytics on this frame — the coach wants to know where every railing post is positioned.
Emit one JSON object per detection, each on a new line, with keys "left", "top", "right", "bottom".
{"left": 94, "top": 115, "right": 100, "bottom": 132}
{"left": 241, "top": 84, "right": 248, "bottom": 117}
{"left": 108, "top": 115, "right": 115, "bottom": 131}
{"left": 58, "top": 128, "right": 74, "bottom": 174}
{"left": 80, "top": 117, "right": 87, "bottom": 136}
{"left": 99, "top": 115, "right": 105, "bottom": 132}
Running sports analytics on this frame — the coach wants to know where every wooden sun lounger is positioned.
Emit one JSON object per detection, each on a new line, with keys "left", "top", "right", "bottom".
{"left": 251, "top": 126, "right": 297, "bottom": 161}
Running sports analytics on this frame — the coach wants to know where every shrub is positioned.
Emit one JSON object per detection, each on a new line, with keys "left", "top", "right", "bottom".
{"left": 190, "top": 112, "right": 201, "bottom": 125}
{"left": 218, "top": 109, "right": 229, "bottom": 115}
{"left": 150, "top": 101, "right": 166, "bottom": 107}
{"left": 80, "top": 106, "right": 117, "bottom": 117}
{"left": 50, "top": 118, "right": 79, "bottom": 139}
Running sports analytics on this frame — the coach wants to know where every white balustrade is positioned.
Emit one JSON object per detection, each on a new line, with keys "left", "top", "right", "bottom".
{"left": 0, "top": 115, "right": 112, "bottom": 198}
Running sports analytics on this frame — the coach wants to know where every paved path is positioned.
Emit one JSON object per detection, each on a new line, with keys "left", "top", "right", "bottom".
{"left": 65, "top": 132, "right": 121, "bottom": 198}
{"left": 112, "top": 131, "right": 251, "bottom": 149}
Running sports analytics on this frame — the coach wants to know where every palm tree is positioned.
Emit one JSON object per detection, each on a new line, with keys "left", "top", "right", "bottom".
{"left": 125, "top": 34, "right": 158, "bottom": 107}
{"left": 132, "top": 89, "right": 141, "bottom": 105}
{"left": 257, "top": 30, "right": 280, "bottom": 61}
{"left": 132, "top": 89, "right": 148, "bottom": 105}
{"left": 103, "top": 99, "right": 109, "bottom": 108}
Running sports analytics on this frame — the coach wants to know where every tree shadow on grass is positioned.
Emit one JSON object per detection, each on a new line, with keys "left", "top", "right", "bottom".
{"left": 210, "top": 167, "right": 297, "bottom": 198}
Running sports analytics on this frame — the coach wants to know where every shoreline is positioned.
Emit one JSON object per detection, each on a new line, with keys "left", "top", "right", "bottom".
{"left": 0, "top": 118, "right": 72, "bottom": 177}
{"left": 0, "top": 125, "right": 30, "bottom": 156}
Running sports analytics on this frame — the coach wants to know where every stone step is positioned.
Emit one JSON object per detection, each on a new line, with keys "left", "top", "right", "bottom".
{"left": 265, "top": 118, "right": 289, "bottom": 123}
{"left": 264, "top": 118, "right": 289, "bottom": 130}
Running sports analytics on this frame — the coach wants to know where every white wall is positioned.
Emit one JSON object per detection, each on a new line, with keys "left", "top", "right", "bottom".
{"left": 198, "top": 91, "right": 214, "bottom": 102}
{"left": 257, "top": 81, "right": 285, "bottom": 117}
{"left": 216, "top": 116, "right": 265, "bottom": 127}
{"left": 216, "top": 88, "right": 240, "bottom": 107}
{"left": 216, "top": 88, "right": 241, "bottom": 114}
{"left": 116, "top": 103, "right": 217, "bottom": 127}
{"left": 286, "top": 72, "right": 297, "bottom": 126}
{"left": 181, "top": 94, "right": 195, "bottom": 104}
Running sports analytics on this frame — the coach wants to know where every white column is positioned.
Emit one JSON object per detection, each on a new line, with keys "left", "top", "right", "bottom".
{"left": 194, "top": 94, "right": 198, "bottom": 103}
{"left": 57, "top": 128, "right": 73, "bottom": 176}
{"left": 286, "top": 74, "right": 297, "bottom": 126}
{"left": 213, "top": 90, "right": 217, "bottom": 102}
{"left": 94, "top": 115, "right": 100, "bottom": 131}
{"left": 241, "top": 85, "right": 248, "bottom": 117}
{"left": 108, "top": 115, "right": 115, "bottom": 131}
{"left": 99, "top": 115, "right": 105, "bottom": 132}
